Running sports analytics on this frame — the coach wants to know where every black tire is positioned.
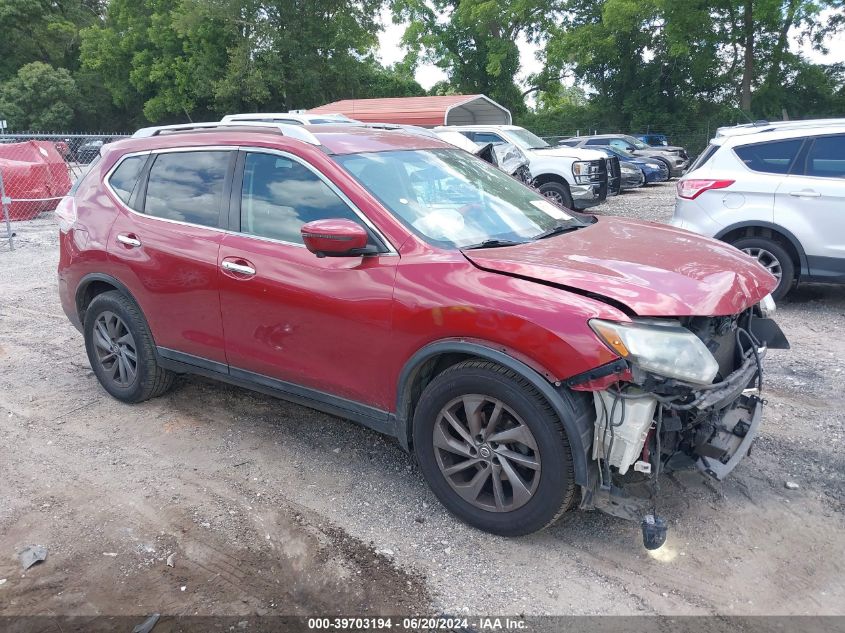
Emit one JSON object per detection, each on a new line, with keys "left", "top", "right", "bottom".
{"left": 413, "top": 360, "right": 579, "bottom": 536}
{"left": 537, "top": 180, "right": 575, "bottom": 210}
{"left": 83, "top": 290, "right": 175, "bottom": 403}
{"left": 730, "top": 237, "right": 795, "bottom": 301}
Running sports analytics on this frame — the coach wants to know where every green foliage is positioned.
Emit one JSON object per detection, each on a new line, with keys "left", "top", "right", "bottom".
{"left": 0, "top": 62, "right": 79, "bottom": 130}
{"left": 0, "top": 0, "right": 841, "bottom": 133}
{"left": 392, "top": 0, "right": 564, "bottom": 116}
{"left": 79, "top": 0, "right": 423, "bottom": 124}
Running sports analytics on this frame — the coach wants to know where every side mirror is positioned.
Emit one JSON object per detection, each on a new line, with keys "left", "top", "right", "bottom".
{"left": 301, "top": 219, "right": 371, "bottom": 257}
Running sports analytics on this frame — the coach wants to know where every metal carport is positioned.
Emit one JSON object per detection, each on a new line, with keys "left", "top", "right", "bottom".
{"left": 308, "top": 95, "right": 512, "bottom": 127}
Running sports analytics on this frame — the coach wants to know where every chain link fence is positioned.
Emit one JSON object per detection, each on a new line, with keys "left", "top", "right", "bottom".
{"left": 535, "top": 122, "right": 729, "bottom": 158}
{"left": 0, "top": 133, "right": 127, "bottom": 250}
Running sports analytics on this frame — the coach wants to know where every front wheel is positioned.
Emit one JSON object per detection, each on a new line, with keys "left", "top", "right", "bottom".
{"left": 731, "top": 237, "right": 795, "bottom": 300}
{"left": 412, "top": 361, "right": 577, "bottom": 536}
{"left": 537, "top": 181, "right": 575, "bottom": 210}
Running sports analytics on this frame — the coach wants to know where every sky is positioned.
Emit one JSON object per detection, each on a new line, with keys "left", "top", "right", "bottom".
{"left": 376, "top": 8, "right": 845, "bottom": 92}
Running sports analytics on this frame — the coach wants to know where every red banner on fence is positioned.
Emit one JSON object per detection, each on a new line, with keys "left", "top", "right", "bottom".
{"left": 0, "top": 140, "right": 72, "bottom": 221}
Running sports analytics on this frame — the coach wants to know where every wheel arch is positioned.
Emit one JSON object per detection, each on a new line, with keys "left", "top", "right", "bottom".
{"left": 75, "top": 273, "right": 143, "bottom": 329}
{"left": 714, "top": 221, "right": 808, "bottom": 278}
{"left": 394, "top": 340, "right": 593, "bottom": 487}
{"left": 531, "top": 171, "right": 572, "bottom": 189}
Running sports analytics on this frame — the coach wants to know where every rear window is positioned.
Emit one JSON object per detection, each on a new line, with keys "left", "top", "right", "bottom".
{"left": 734, "top": 138, "right": 802, "bottom": 174}
{"left": 803, "top": 135, "right": 845, "bottom": 178}
{"left": 108, "top": 155, "right": 146, "bottom": 205}
{"left": 143, "top": 151, "right": 230, "bottom": 228}
{"left": 686, "top": 144, "right": 719, "bottom": 173}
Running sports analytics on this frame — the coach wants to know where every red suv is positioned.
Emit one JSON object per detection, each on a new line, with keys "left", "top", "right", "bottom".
{"left": 57, "top": 122, "right": 788, "bottom": 543}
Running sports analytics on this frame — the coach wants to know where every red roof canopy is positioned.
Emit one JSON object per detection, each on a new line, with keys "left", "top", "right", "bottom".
{"left": 309, "top": 95, "right": 512, "bottom": 127}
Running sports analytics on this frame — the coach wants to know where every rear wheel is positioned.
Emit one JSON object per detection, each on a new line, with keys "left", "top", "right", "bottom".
{"left": 84, "top": 291, "right": 175, "bottom": 403}
{"left": 731, "top": 237, "right": 795, "bottom": 300}
{"left": 537, "top": 181, "right": 574, "bottom": 210}
{"left": 413, "top": 361, "right": 577, "bottom": 536}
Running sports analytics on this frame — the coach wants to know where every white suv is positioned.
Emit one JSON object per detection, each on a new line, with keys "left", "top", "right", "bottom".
{"left": 436, "top": 125, "right": 610, "bottom": 210}
{"left": 672, "top": 120, "right": 845, "bottom": 299}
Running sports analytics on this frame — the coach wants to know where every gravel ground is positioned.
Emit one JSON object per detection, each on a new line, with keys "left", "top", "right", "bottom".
{"left": 1, "top": 182, "right": 843, "bottom": 620}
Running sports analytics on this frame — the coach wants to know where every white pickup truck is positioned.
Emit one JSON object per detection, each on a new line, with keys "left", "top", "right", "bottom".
{"left": 435, "top": 125, "right": 611, "bottom": 210}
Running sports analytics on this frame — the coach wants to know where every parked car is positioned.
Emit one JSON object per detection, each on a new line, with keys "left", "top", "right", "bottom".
{"left": 597, "top": 145, "right": 670, "bottom": 184}
{"left": 561, "top": 134, "right": 690, "bottom": 177}
{"left": 672, "top": 120, "right": 845, "bottom": 300}
{"left": 435, "top": 125, "right": 612, "bottom": 210}
{"left": 636, "top": 133, "right": 670, "bottom": 147}
{"left": 610, "top": 152, "right": 645, "bottom": 189}
{"left": 76, "top": 138, "right": 109, "bottom": 164}
{"left": 221, "top": 112, "right": 358, "bottom": 126}
{"left": 362, "top": 123, "right": 533, "bottom": 185}
{"left": 56, "top": 120, "right": 787, "bottom": 546}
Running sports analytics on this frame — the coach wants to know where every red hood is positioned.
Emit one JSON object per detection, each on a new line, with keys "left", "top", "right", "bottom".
{"left": 463, "top": 218, "right": 777, "bottom": 316}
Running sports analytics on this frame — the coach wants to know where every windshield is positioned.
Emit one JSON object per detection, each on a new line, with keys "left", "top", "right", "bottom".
{"left": 623, "top": 135, "right": 650, "bottom": 150}
{"left": 506, "top": 128, "right": 550, "bottom": 150}
{"left": 334, "top": 148, "right": 586, "bottom": 248}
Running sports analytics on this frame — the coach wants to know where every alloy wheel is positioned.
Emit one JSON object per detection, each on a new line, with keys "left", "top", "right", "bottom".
{"left": 742, "top": 247, "right": 783, "bottom": 281}
{"left": 433, "top": 395, "right": 541, "bottom": 512}
{"left": 92, "top": 311, "right": 138, "bottom": 387}
{"left": 542, "top": 190, "right": 565, "bottom": 207}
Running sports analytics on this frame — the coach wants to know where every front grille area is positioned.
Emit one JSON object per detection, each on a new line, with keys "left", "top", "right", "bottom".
{"left": 606, "top": 157, "right": 621, "bottom": 194}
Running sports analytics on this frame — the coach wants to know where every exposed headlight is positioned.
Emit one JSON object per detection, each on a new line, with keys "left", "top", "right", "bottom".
{"left": 646, "top": 162, "right": 661, "bottom": 169}
{"left": 589, "top": 318, "right": 719, "bottom": 385}
{"left": 758, "top": 293, "right": 776, "bottom": 318}
{"left": 620, "top": 165, "right": 639, "bottom": 175}
{"left": 572, "top": 160, "right": 598, "bottom": 184}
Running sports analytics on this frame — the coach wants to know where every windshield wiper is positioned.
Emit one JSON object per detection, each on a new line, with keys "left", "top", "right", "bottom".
{"left": 533, "top": 222, "right": 580, "bottom": 240}
{"left": 462, "top": 239, "right": 525, "bottom": 250}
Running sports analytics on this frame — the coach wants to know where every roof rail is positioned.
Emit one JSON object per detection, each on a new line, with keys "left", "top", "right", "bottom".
{"left": 131, "top": 121, "right": 321, "bottom": 146}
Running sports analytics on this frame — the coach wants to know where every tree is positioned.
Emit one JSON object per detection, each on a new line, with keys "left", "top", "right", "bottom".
{"left": 0, "top": 0, "right": 104, "bottom": 82}
{"left": 80, "top": 0, "right": 409, "bottom": 124}
{"left": 0, "top": 62, "right": 79, "bottom": 130}
{"left": 541, "top": 0, "right": 845, "bottom": 128}
{"left": 392, "top": 0, "right": 564, "bottom": 115}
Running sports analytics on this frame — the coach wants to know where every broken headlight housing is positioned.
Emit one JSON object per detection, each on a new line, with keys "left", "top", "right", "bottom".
{"left": 590, "top": 318, "right": 719, "bottom": 385}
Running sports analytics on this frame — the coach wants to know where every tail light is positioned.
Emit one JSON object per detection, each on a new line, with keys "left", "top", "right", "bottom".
{"left": 676, "top": 179, "right": 735, "bottom": 200}
{"left": 54, "top": 196, "right": 77, "bottom": 232}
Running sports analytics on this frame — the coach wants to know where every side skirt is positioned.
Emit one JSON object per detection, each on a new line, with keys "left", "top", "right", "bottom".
{"left": 156, "top": 347, "right": 397, "bottom": 438}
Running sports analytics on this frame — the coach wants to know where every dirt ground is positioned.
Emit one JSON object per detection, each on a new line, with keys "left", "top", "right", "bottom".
{"left": 1, "top": 182, "right": 843, "bottom": 621}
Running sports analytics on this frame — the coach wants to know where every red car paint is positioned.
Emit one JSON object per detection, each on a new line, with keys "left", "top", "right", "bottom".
{"left": 58, "top": 126, "right": 776, "bottom": 415}
{"left": 464, "top": 217, "right": 776, "bottom": 317}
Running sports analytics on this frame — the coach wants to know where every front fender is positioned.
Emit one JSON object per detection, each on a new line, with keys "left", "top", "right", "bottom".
{"left": 394, "top": 340, "right": 595, "bottom": 487}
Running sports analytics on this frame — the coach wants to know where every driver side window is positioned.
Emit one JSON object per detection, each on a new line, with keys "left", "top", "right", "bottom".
{"left": 240, "top": 152, "right": 363, "bottom": 244}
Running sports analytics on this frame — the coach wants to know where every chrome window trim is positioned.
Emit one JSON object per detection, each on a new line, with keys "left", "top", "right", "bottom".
{"left": 102, "top": 146, "right": 399, "bottom": 255}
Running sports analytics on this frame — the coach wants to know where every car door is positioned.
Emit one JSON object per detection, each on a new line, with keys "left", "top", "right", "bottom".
{"left": 217, "top": 148, "right": 399, "bottom": 412}
{"left": 774, "top": 133, "right": 845, "bottom": 278}
{"left": 107, "top": 148, "right": 235, "bottom": 367}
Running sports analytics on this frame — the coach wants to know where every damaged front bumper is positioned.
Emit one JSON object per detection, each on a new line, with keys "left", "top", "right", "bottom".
{"left": 579, "top": 314, "right": 788, "bottom": 525}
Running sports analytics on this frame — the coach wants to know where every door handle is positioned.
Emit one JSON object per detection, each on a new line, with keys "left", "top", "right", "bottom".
{"left": 222, "top": 260, "right": 256, "bottom": 275}
{"left": 789, "top": 190, "right": 821, "bottom": 198}
{"left": 117, "top": 233, "right": 141, "bottom": 247}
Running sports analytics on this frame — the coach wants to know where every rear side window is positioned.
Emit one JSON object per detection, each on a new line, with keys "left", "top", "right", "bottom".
{"left": 470, "top": 132, "right": 506, "bottom": 145}
{"left": 144, "top": 151, "right": 230, "bottom": 227}
{"left": 687, "top": 144, "right": 719, "bottom": 173}
{"left": 803, "top": 135, "right": 845, "bottom": 178}
{"left": 108, "top": 155, "right": 146, "bottom": 204}
{"left": 734, "top": 139, "right": 802, "bottom": 174}
{"left": 240, "top": 151, "right": 362, "bottom": 244}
